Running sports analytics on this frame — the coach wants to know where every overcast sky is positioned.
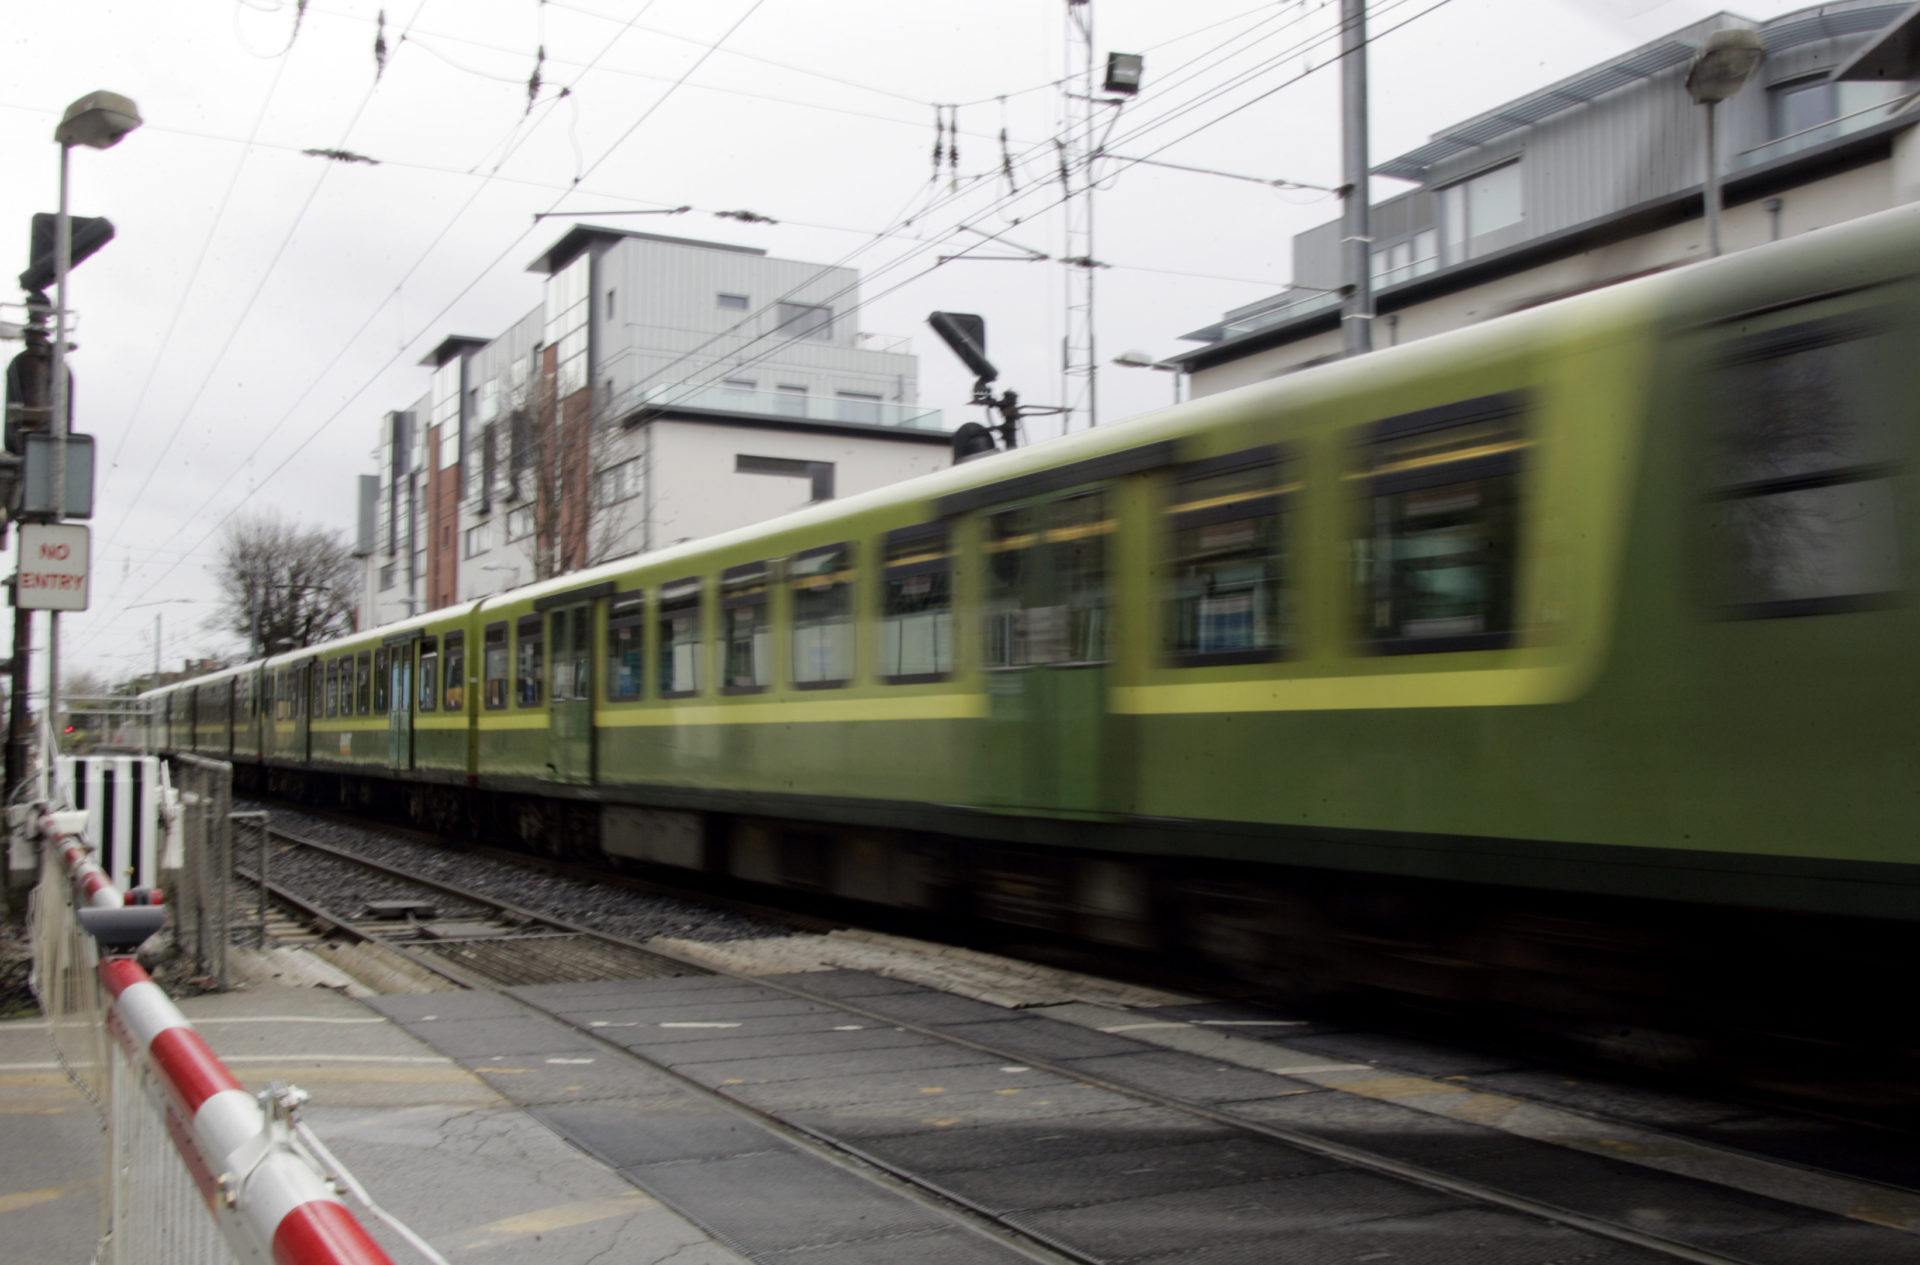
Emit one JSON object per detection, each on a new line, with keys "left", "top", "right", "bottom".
{"left": 2, "top": 0, "right": 1828, "bottom": 683}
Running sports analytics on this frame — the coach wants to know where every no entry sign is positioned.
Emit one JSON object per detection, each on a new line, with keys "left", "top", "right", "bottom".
{"left": 18, "top": 523, "right": 90, "bottom": 611}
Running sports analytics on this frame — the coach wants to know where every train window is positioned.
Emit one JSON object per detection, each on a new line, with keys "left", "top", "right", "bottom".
{"left": 569, "top": 609, "right": 591, "bottom": 700}
{"left": 483, "top": 623, "right": 509, "bottom": 709}
{"left": 309, "top": 662, "right": 321, "bottom": 719}
{"left": 658, "top": 577, "right": 702, "bottom": 697}
{"left": 1356, "top": 393, "right": 1528, "bottom": 654}
{"left": 356, "top": 652, "right": 372, "bottom": 715}
{"left": 985, "top": 507, "right": 1036, "bottom": 667}
{"left": 418, "top": 638, "right": 438, "bottom": 712}
{"left": 548, "top": 609, "right": 590, "bottom": 701}
{"left": 792, "top": 544, "right": 853, "bottom": 689}
{"left": 1166, "top": 448, "right": 1292, "bottom": 665}
{"left": 443, "top": 632, "right": 466, "bottom": 711}
{"left": 515, "top": 615, "right": 543, "bottom": 706}
{"left": 373, "top": 650, "right": 389, "bottom": 714}
{"left": 1051, "top": 492, "right": 1111, "bottom": 663}
{"left": 1705, "top": 316, "right": 1899, "bottom": 617}
{"left": 721, "top": 562, "right": 770, "bottom": 694}
{"left": 606, "top": 592, "right": 644, "bottom": 702}
{"left": 882, "top": 523, "right": 952, "bottom": 682}
{"left": 324, "top": 661, "right": 338, "bottom": 717}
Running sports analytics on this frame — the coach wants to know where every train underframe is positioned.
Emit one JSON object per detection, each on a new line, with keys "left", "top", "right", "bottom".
{"left": 244, "top": 759, "right": 1920, "bottom": 1119}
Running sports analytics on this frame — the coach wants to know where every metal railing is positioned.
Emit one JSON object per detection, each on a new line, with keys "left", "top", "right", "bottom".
{"left": 169, "top": 754, "right": 232, "bottom": 988}
{"left": 24, "top": 797, "right": 429, "bottom": 1265}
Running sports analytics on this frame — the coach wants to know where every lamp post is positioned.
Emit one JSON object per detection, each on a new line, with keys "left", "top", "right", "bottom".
{"left": 1113, "top": 350, "right": 1184, "bottom": 405}
{"left": 43, "top": 91, "right": 141, "bottom": 750}
{"left": 1685, "top": 30, "right": 1764, "bottom": 257}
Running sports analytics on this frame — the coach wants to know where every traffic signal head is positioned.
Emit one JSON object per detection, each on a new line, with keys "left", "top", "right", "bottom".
{"left": 927, "top": 312, "right": 997, "bottom": 385}
{"left": 19, "top": 213, "right": 115, "bottom": 294}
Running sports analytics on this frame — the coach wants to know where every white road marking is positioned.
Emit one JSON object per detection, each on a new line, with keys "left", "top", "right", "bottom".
{"left": 658, "top": 1022, "right": 741, "bottom": 1029}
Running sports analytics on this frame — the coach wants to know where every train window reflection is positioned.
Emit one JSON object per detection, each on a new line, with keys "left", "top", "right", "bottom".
{"left": 984, "top": 507, "right": 1035, "bottom": 667}
{"left": 418, "top": 639, "right": 438, "bottom": 713}
{"left": 356, "top": 651, "right": 372, "bottom": 715}
{"left": 1358, "top": 393, "right": 1527, "bottom": 654}
{"left": 606, "top": 593, "right": 644, "bottom": 702}
{"left": 792, "top": 545, "right": 853, "bottom": 689}
{"left": 483, "top": 623, "right": 508, "bottom": 709}
{"left": 1052, "top": 492, "right": 1110, "bottom": 663}
{"left": 658, "top": 578, "right": 702, "bottom": 697}
{"left": 1708, "top": 317, "right": 1899, "bottom": 617}
{"left": 442, "top": 632, "right": 465, "bottom": 711}
{"left": 722, "top": 563, "right": 771, "bottom": 693}
{"left": 883, "top": 524, "right": 952, "bottom": 682}
{"left": 516, "top": 615, "right": 543, "bottom": 706}
{"left": 1167, "top": 449, "right": 1290, "bottom": 665}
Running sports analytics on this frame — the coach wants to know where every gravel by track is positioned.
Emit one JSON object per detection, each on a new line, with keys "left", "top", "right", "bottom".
{"left": 241, "top": 802, "right": 784, "bottom": 946}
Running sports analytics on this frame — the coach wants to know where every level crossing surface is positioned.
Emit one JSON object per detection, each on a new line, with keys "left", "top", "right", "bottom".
{"left": 0, "top": 976, "right": 751, "bottom": 1264}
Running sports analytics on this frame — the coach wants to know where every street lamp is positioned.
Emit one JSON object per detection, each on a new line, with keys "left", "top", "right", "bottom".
{"left": 42, "top": 91, "right": 141, "bottom": 753}
{"left": 1685, "top": 29, "right": 1764, "bottom": 257}
{"left": 1113, "top": 350, "right": 1184, "bottom": 405}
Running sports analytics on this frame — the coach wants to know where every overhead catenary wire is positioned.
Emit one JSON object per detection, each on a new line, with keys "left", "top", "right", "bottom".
{"left": 79, "top": 0, "right": 1450, "bottom": 650}
{"left": 81, "top": 0, "right": 775, "bottom": 640}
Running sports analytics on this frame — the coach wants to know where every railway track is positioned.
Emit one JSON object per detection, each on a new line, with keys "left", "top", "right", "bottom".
{"left": 249, "top": 822, "right": 1920, "bottom": 1265}
{"left": 238, "top": 827, "right": 698, "bottom": 990}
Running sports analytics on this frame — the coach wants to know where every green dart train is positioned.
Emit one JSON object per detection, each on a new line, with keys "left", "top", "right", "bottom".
{"left": 145, "top": 202, "right": 1920, "bottom": 1039}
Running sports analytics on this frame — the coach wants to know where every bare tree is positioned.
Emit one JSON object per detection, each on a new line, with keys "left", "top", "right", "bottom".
{"left": 501, "top": 371, "right": 638, "bottom": 583}
{"left": 212, "top": 513, "right": 358, "bottom": 656}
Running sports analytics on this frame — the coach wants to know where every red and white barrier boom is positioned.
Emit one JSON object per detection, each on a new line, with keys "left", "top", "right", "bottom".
{"left": 37, "top": 810, "right": 402, "bottom": 1265}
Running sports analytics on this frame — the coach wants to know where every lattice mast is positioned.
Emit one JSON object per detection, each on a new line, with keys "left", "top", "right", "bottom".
{"left": 1062, "top": 0, "right": 1099, "bottom": 433}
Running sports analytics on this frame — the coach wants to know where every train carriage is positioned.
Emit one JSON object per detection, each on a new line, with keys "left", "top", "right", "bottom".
{"left": 142, "top": 201, "right": 1920, "bottom": 1040}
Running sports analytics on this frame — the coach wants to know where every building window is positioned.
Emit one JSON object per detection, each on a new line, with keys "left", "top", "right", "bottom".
{"left": 594, "top": 458, "right": 640, "bottom": 507}
{"left": 1763, "top": 77, "right": 1900, "bottom": 161}
{"left": 1439, "top": 162, "right": 1523, "bottom": 264}
{"left": 1166, "top": 448, "right": 1292, "bottom": 664}
{"left": 722, "top": 378, "right": 756, "bottom": 393}
{"left": 721, "top": 562, "right": 770, "bottom": 693}
{"left": 1370, "top": 230, "right": 1438, "bottom": 287}
{"left": 545, "top": 253, "right": 591, "bottom": 397}
{"left": 606, "top": 592, "right": 644, "bottom": 702}
{"left": 658, "top": 578, "right": 701, "bottom": 697}
{"left": 776, "top": 302, "right": 833, "bottom": 341}
{"left": 882, "top": 524, "right": 952, "bottom": 681}
{"left": 1356, "top": 393, "right": 1529, "bottom": 653}
{"left": 431, "top": 358, "right": 462, "bottom": 473}
{"left": 774, "top": 384, "right": 809, "bottom": 418}
{"left": 606, "top": 288, "right": 616, "bottom": 320}
{"left": 506, "top": 506, "right": 533, "bottom": 541}
{"left": 718, "top": 292, "right": 749, "bottom": 310}
{"left": 483, "top": 622, "right": 508, "bottom": 709}
{"left": 515, "top": 615, "right": 543, "bottom": 706}
{"left": 379, "top": 563, "right": 396, "bottom": 591}
{"left": 465, "top": 523, "right": 490, "bottom": 557}
{"left": 791, "top": 544, "right": 852, "bottom": 688}
{"left": 1704, "top": 315, "right": 1898, "bottom": 617}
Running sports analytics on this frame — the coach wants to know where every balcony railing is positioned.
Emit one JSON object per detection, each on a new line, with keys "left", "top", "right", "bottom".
{"left": 615, "top": 382, "right": 945, "bottom": 432}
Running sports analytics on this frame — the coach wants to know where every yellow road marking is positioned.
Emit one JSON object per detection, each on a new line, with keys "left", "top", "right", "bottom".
{"left": 456, "top": 1191, "right": 657, "bottom": 1246}
{"left": 0, "top": 1181, "right": 92, "bottom": 1215}
{"left": 1325, "top": 1076, "right": 1468, "bottom": 1101}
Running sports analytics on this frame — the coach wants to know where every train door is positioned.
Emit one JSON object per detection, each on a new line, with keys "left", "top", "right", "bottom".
{"left": 300, "top": 660, "right": 317, "bottom": 763}
{"left": 547, "top": 601, "right": 594, "bottom": 783}
{"left": 387, "top": 640, "right": 414, "bottom": 771}
{"left": 980, "top": 486, "right": 1116, "bottom": 812}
